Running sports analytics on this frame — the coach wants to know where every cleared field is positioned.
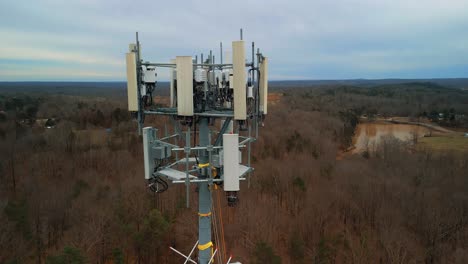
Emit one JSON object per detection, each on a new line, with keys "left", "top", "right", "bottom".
{"left": 352, "top": 122, "right": 430, "bottom": 153}
{"left": 418, "top": 135, "right": 468, "bottom": 152}
{"left": 268, "top": 92, "right": 283, "bottom": 104}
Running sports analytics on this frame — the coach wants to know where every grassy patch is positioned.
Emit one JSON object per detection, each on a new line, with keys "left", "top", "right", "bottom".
{"left": 418, "top": 135, "right": 468, "bottom": 152}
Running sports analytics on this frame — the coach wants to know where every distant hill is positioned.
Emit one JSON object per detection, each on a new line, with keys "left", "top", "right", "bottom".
{"left": 1, "top": 78, "right": 467, "bottom": 97}
{"left": 0, "top": 82, "right": 169, "bottom": 98}
{"left": 270, "top": 78, "right": 468, "bottom": 89}
{"left": 0, "top": 82, "right": 127, "bottom": 96}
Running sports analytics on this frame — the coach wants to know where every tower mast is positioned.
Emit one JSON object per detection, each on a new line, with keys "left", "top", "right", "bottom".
{"left": 125, "top": 30, "right": 269, "bottom": 263}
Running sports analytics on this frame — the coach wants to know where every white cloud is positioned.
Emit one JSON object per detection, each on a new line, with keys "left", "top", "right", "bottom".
{"left": 0, "top": 0, "right": 467, "bottom": 80}
{"left": 0, "top": 46, "right": 124, "bottom": 67}
{"left": 0, "top": 67, "right": 122, "bottom": 81}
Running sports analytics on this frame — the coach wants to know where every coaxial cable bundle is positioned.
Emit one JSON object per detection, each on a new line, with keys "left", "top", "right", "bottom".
{"left": 148, "top": 173, "right": 168, "bottom": 193}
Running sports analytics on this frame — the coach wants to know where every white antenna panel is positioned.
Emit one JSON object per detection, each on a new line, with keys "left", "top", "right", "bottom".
{"left": 259, "top": 57, "right": 269, "bottom": 114}
{"left": 195, "top": 68, "right": 207, "bottom": 82}
{"left": 232, "top": 41, "right": 246, "bottom": 120}
{"left": 142, "top": 66, "right": 156, "bottom": 83}
{"left": 143, "top": 127, "right": 155, "bottom": 179}
{"left": 176, "top": 56, "right": 194, "bottom": 116}
{"left": 126, "top": 52, "right": 138, "bottom": 111}
{"left": 223, "top": 133, "right": 240, "bottom": 191}
{"left": 170, "top": 59, "right": 176, "bottom": 107}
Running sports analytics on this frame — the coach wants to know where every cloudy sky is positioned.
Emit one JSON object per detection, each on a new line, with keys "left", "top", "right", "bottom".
{"left": 0, "top": 0, "right": 467, "bottom": 81}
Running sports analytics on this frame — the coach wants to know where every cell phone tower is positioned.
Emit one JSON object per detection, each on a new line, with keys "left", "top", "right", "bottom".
{"left": 125, "top": 30, "right": 268, "bottom": 264}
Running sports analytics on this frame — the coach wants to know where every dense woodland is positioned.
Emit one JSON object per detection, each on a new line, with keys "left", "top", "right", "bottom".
{"left": 281, "top": 82, "right": 468, "bottom": 127}
{"left": 1, "top": 82, "right": 468, "bottom": 263}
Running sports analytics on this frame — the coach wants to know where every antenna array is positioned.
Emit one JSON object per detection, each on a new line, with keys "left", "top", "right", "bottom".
{"left": 125, "top": 30, "right": 268, "bottom": 264}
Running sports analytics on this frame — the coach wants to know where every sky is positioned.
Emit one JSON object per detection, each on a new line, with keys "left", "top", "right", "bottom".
{"left": 0, "top": 0, "right": 467, "bottom": 81}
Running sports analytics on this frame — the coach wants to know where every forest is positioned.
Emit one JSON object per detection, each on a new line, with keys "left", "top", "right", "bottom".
{"left": 1, "top": 81, "right": 468, "bottom": 263}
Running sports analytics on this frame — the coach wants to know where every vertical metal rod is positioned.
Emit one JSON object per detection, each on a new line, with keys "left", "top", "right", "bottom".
{"left": 240, "top": 28, "right": 243, "bottom": 40}
{"left": 255, "top": 48, "right": 259, "bottom": 117}
{"left": 136, "top": 32, "right": 142, "bottom": 135}
{"left": 220, "top": 42, "right": 223, "bottom": 64}
{"left": 209, "top": 50, "right": 214, "bottom": 97}
{"left": 252, "top": 42, "right": 255, "bottom": 69}
{"left": 185, "top": 127, "right": 191, "bottom": 208}
{"left": 251, "top": 42, "right": 256, "bottom": 139}
{"left": 198, "top": 118, "right": 212, "bottom": 264}
{"left": 248, "top": 119, "right": 251, "bottom": 188}
{"left": 252, "top": 55, "right": 258, "bottom": 136}
{"left": 174, "top": 120, "right": 179, "bottom": 161}
{"left": 256, "top": 48, "right": 260, "bottom": 139}
{"left": 208, "top": 130, "right": 213, "bottom": 184}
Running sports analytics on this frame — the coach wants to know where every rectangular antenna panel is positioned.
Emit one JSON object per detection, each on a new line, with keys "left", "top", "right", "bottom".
{"left": 170, "top": 59, "right": 176, "bottom": 107}
{"left": 143, "top": 127, "right": 156, "bottom": 179}
{"left": 259, "top": 57, "right": 269, "bottom": 114}
{"left": 218, "top": 149, "right": 242, "bottom": 166}
{"left": 232, "top": 41, "right": 246, "bottom": 120}
{"left": 176, "top": 56, "right": 194, "bottom": 116}
{"left": 126, "top": 52, "right": 138, "bottom": 111}
{"left": 223, "top": 134, "right": 240, "bottom": 191}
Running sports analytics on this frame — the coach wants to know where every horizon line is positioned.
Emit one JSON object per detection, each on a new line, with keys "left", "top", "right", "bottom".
{"left": 2, "top": 77, "right": 468, "bottom": 83}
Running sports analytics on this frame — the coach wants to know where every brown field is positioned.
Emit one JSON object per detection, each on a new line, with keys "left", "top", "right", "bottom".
{"left": 268, "top": 92, "right": 283, "bottom": 104}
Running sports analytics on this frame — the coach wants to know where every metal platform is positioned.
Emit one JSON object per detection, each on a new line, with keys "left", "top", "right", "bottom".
{"left": 156, "top": 168, "right": 196, "bottom": 181}
{"left": 145, "top": 109, "right": 234, "bottom": 117}
{"left": 176, "top": 157, "right": 198, "bottom": 164}
{"left": 158, "top": 164, "right": 252, "bottom": 183}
